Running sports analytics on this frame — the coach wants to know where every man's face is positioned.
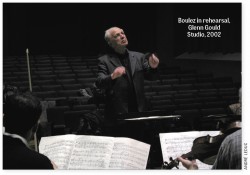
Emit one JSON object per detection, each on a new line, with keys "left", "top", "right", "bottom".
{"left": 109, "top": 28, "right": 128, "bottom": 50}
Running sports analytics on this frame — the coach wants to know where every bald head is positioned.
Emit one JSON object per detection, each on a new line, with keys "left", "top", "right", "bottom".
{"left": 104, "top": 27, "right": 128, "bottom": 54}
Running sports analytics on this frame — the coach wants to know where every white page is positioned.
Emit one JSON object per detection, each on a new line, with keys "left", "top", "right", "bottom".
{"left": 67, "top": 135, "right": 114, "bottom": 169}
{"left": 108, "top": 137, "right": 150, "bottom": 169}
{"left": 159, "top": 131, "right": 220, "bottom": 170}
{"left": 39, "top": 134, "right": 76, "bottom": 169}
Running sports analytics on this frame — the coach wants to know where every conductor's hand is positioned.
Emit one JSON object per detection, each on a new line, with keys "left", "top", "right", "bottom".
{"left": 149, "top": 53, "right": 159, "bottom": 69}
{"left": 177, "top": 156, "right": 198, "bottom": 170}
{"left": 111, "top": 66, "right": 126, "bottom": 80}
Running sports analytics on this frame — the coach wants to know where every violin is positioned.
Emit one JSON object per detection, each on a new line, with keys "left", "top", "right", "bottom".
{"left": 162, "top": 115, "right": 241, "bottom": 169}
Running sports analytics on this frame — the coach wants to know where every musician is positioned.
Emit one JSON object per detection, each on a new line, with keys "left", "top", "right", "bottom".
{"left": 96, "top": 27, "right": 159, "bottom": 136}
{"left": 178, "top": 129, "right": 242, "bottom": 169}
{"left": 229, "top": 87, "right": 241, "bottom": 115}
{"left": 3, "top": 92, "right": 57, "bottom": 169}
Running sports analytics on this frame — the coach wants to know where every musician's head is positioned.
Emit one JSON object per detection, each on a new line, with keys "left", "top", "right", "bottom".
{"left": 104, "top": 27, "right": 128, "bottom": 54}
{"left": 4, "top": 92, "right": 42, "bottom": 140}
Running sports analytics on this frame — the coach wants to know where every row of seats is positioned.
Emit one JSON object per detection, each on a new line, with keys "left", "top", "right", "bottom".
{"left": 4, "top": 55, "right": 240, "bottom": 136}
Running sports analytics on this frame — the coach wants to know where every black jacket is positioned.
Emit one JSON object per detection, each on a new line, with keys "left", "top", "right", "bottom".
{"left": 96, "top": 50, "right": 158, "bottom": 121}
{"left": 3, "top": 135, "right": 53, "bottom": 169}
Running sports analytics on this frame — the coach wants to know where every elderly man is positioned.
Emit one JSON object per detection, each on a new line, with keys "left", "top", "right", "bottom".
{"left": 96, "top": 27, "right": 159, "bottom": 137}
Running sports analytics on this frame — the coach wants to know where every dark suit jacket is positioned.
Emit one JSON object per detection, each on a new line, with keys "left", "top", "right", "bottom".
{"left": 96, "top": 50, "right": 158, "bottom": 121}
{"left": 3, "top": 135, "right": 53, "bottom": 169}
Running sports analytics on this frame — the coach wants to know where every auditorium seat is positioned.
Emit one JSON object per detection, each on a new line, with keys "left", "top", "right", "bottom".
{"left": 44, "top": 97, "right": 68, "bottom": 104}
{"left": 178, "top": 89, "right": 198, "bottom": 94}
{"left": 196, "top": 77, "right": 214, "bottom": 83}
{"left": 179, "top": 78, "right": 196, "bottom": 84}
{"left": 174, "top": 93, "right": 196, "bottom": 99}
{"left": 194, "top": 82, "right": 214, "bottom": 89}
{"left": 203, "top": 101, "right": 227, "bottom": 108}
{"left": 151, "top": 95, "right": 172, "bottom": 101}
{"left": 174, "top": 98, "right": 198, "bottom": 105}
{"left": 172, "top": 84, "right": 194, "bottom": 91}
{"left": 69, "top": 62, "right": 87, "bottom": 66}
{"left": 51, "top": 60, "right": 68, "bottom": 66}
{"left": 20, "top": 75, "right": 39, "bottom": 81}
{"left": 33, "top": 79, "right": 57, "bottom": 86}
{"left": 218, "top": 88, "right": 238, "bottom": 96}
{"left": 160, "top": 74, "right": 177, "bottom": 79}
{"left": 57, "top": 73, "right": 76, "bottom": 79}
{"left": 57, "top": 90, "right": 80, "bottom": 98}
{"left": 19, "top": 86, "right": 41, "bottom": 92}
{"left": 12, "top": 71, "right": 28, "bottom": 76}
{"left": 46, "top": 106, "right": 70, "bottom": 125}
{"left": 144, "top": 80, "right": 161, "bottom": 86}
{"left": 150, "top": 99, "right": 173, "bottom": 106}
{"left": 213, "top": 77, "right": 232, "bottom": 83}
{"left": 221, "top": 95, "right": 239, "bottom": 104}
{"left": 161, "top": 79, "right": 179, "bottom": 85}
{"left": 144, "top": 86, "right": 152, "bottom": 92}
{"left": 34, "top": 70, "right": 53, "bottom": 75}
{"left": 53, "top": 66, "right": 72, "bottom": 70}
{"left": 35, "top": 63, "right": 52, "bottom": 68}
{"left": 196, "top": 73, "right": 214, "bottom": 78}
{"left": 152, "top": 85, "right": 172, "bottom": 92}
{"left": 73, "top": 69, "right": 93, "bottom": 74}
{"left": 57, "top": 79, "right": 77, "bottom": 85}
{"left": 54, "top": 70, "right": 73, "bottom": 74}
{"left": 200, "top": 108, "right": 228, "bottom": 117}
{"left": 67, "top": 96, "right": 90, "bottom": 105}
{"left": 3, "top": 67, "right": 19, "bottom": 72}
{"left": 63, "top": 84, "right": 82, "bottom": 90}
{"left": 39, "top": 74, "right": 57, "bottom": 80}
{"left": 76, "top": 73, "right": 96, "bottom": 78}
{"left": 158, "top": 90, "right": 177, "bottom": 95}
{"left": 71, "top": 65, "right": 88, "bottom": 70}
{"left": 36, "top": 67, "right": 53, "bottom": 71}
{"left": 176, "top": 73, "right": 196, "bottom": 79}
{"left": 3, "top": 76, "right": 19, "bottom": 82}
{"left": 42, "top": 85, "right": 63, "bottom": 91}
{"left": 72, "top": 104, "right": 97, "bottom": 111}
{"left": 33, "top": 91, "right": 57, "bottom": 100}
{"left": 145, "top": 91, "right": 157, "bottom": 97}
{"left": 77, "top": 78, "right": 96, "bottom": 87}
{"left": 197, "top": 91, "right": 218, "bottom": 97}
{"left": 3, "top": 72, "right": 12, "bottom": 76}
{"left": 199, "top": 88, "right": 218, "bottom": 93}
{"left": 178, "top": 103, "right": 203, "bottom": 110}
{"left": 11, "top": 81, "right": 29, "bottom": 87}
{"left": 214, "top": 82, "right": 234, "bottom": 89}
{"left": 159, "top": 67, "right": 180, "bottom": 75}
{"left": 196, "top": 96, "right": 219, "bottom": 103}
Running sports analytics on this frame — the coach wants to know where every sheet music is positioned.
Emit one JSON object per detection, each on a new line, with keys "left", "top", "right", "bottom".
{"left": 39, "top": 134, "right": 150, "bottom": 169}
{"left": 39, "top": 135, "right": 76, "bottom": 169}
{"left": 109, "top": 137, "right": 150, "bottom": 169}
{"left": 159, "top": 131, "right": 220, "bottom": 170}
{"left": 68, "top": 135, "right": 114, "bottom": 169}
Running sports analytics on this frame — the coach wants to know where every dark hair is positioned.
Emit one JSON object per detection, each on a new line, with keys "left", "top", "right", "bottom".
{"left": 4, "top": 92, "right": 42, "bottom": 135}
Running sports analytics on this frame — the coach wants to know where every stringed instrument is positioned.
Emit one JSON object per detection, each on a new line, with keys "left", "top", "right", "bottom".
{"left": 162, "top": 115, "right": 241, "bottom": 169}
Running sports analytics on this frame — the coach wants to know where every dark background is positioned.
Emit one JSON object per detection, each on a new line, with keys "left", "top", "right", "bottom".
{"left": 3, "top": 3, "right": 242, "bottom": 82}
{"left": 3, "top": 3, "right": 241, "bottom": 56}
